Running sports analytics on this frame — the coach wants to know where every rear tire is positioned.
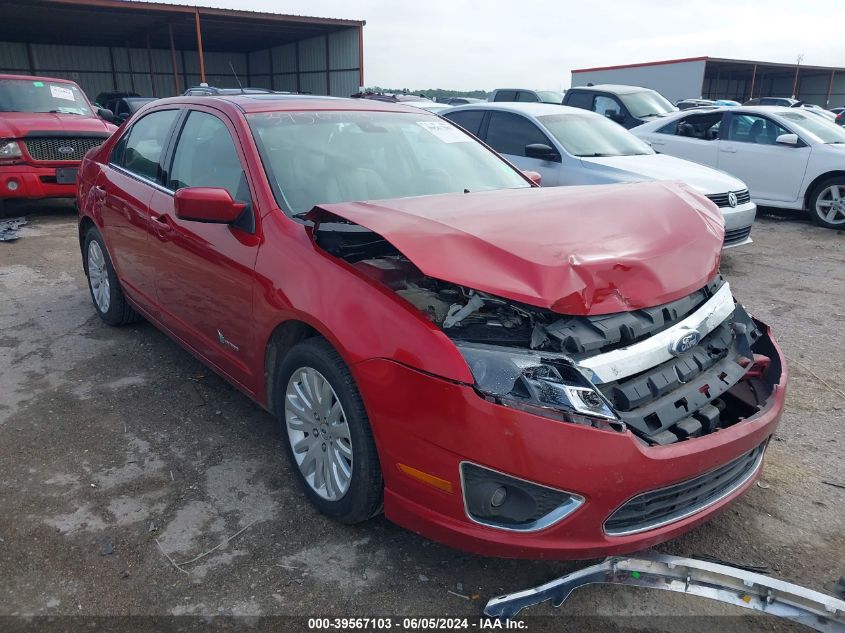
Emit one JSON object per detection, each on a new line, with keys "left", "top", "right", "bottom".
{"left": 276, "top": 337, "right": 383, "bottom": 524}
{"left": 809, "top": 177, "right": 845, "bottom": 229}
{"left": 83, "top": 227, "right": 142, "bottom": 326}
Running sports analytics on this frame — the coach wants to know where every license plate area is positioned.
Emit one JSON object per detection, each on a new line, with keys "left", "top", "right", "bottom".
{"left": 55, "top": 167, "right": 78, "bottom": 184}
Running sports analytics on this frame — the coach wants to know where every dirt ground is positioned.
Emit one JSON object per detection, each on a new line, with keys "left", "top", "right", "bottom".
{"left": 1, "top": 201, "right": 843, "bottom": 632}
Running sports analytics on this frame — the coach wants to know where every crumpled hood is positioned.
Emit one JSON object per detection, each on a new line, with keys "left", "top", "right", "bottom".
{"left": 581, "top": 153, "right": 747, "bottom": 195}
{"left": 312, "top": 181, "right": 724, "bottom": 316}
{"left": 0, "top": 112, "right": 113, "bottom": 138}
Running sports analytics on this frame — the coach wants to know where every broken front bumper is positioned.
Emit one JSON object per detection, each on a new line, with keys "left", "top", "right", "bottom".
{"left": 484, "top": 553, "right": 845, "bottom": 633}
{"left": 354, "top": 325, "right": 786, "bottom": 559}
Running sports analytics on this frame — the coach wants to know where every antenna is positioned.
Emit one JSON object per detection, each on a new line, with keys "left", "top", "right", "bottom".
{"left": 229, "top": 60, "right": 244, "bottom": 93}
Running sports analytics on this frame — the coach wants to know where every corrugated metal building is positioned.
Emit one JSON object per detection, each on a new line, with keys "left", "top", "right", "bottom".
{"left": 571, "top": 57, "right": 845, "bottom": 107}
{"left": 0, "top": 0, "right": 365, "bottom": 100}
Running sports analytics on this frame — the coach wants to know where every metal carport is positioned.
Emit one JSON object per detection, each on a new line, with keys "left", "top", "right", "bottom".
{"left": 0, "top": 0, "right": 365, "bottom": 100}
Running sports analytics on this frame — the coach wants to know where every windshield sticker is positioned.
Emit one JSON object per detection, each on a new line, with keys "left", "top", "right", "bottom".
{"left": 50, "top": 85, "right": 76, "bottom": 101}
{"left": 33, "top": 81, "right": 44, "bottom": 87}
{"left": 416, "top": 120, "right": 470, "bottom": 143}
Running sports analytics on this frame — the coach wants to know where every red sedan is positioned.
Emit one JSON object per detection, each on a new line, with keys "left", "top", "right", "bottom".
{"left": 76, "top": 95, "right": 786, "bottom": 559}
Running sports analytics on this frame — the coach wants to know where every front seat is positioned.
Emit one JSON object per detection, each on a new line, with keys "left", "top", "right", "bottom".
{"left": 749, "top": 119, "right": 767, "bottom": 144}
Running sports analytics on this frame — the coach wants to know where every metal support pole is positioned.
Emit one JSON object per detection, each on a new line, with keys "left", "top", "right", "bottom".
{"left": 194, "top": 9, "right": 206, "bottom": 83}
{"left": 358, "top": 25, "right": 364, "bottom": 89}
{"left": 825, "top": 70, "right": 836, "bottom": 107}
{"left": 145, "top": 34, "right": 156, "bottom": 97}
{"left": 748, "top": 64, "right": 757, "bottom": 101}
{"left": 295, "top": 40, "right": 301, "bottom": 93}
{"left": 108, "top": 47, "right": 118, "bottom": 90}
{"left": 168, "top": 23, "right": 180, "bottom": 95}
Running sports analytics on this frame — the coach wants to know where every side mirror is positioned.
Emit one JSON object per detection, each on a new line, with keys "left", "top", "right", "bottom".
{"left": 522, "top": 170, "right": 542, "bottom": 186}
{"left": 525, "top": 143, "right": 560, "bottom": 162}
{"left": 174, "top": 187, "right": 246, "bottom": 224}
{"left": 776, "top": 133, "right": 799, "bottom": 146}
{"left": 97, "top": 108, "right": 116, "bottom": 123}
{"left": 605, "top": 110, "right": 625, "bottom": 123}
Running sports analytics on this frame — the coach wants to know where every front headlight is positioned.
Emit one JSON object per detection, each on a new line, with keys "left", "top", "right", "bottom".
{"left": 456, "top": 342, "right": 624, "bottom": 431}
{"left": 0, "top": 140, "right": 22, "bottom": 159}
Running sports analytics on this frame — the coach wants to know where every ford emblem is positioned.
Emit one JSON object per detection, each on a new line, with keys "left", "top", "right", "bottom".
{"left": 728, "top": 191, "right": 738, "bottom": 208}
{"left": 58, "top": 146, "right": 75, "bottom": 154}
{"left": 669, "top": 329, "right": 701, "bottom": 356}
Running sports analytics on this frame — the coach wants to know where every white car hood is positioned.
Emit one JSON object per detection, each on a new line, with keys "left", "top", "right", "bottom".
{"left": 580, "top": 153, "right": 747, "bottom": 195}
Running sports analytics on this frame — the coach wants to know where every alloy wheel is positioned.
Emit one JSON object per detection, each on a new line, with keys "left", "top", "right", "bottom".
{"left": 87, "top": 240, "right": 111, "bottom": 313}
{"left": 284, "top": 367, "right": 353, "bottom": 501}
{"left": 815, "top": 184, "right": 845, "bottom": 226}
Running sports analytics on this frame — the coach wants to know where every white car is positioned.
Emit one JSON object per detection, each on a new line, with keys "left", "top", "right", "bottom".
{"left": 442, "top": 102, "right": 756, "bottom": 248}
{"left": 632, "top": 106, "right": 845, "bottom": 229}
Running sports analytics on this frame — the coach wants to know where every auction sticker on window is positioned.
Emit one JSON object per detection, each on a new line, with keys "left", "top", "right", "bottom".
{"left": 50, "top": 85, "right": 76, "bottom": 101}
{"left": 417, "top": 120, "right": 469, "bottom": 143}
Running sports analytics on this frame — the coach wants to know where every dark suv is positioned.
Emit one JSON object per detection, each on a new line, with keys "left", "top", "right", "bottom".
{"left": 563, "top": 84, "right": 677, "bottom": 128}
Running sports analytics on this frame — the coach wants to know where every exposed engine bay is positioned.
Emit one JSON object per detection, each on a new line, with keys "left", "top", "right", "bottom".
{"left": 314, "top": 220, "right": 782, "bottom": 446}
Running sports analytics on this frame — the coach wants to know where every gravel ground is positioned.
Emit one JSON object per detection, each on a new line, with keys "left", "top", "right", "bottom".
{"left": 0, "top": 201, "right": 843, "bottom": 632}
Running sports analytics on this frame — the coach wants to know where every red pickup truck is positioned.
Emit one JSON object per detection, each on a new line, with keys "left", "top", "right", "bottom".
{"left": 0, "top": 74, "right": 115, "bottom": 216}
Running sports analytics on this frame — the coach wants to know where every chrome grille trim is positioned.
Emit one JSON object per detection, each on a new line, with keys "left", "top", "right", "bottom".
{"left": 604, "top": 442, "right": 766, "bottom": 536}
{"left": 577, "top": 282, "right": 735, "bottom": 385}
{"left": 24, "top": 136, "right": 105, "bottom": 162}
{"left": 707, "top": 189, "right": 751, "bottom": 208}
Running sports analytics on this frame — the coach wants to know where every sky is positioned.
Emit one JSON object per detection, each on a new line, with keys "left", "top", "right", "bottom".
{"left": 163, "top": 0, "right": 844, "bottom": 91}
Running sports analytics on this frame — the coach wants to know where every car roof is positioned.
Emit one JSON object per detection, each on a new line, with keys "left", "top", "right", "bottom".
{"left": 570, "top": 84, "right": 653, "bottom": 94}
{"left": 142, "top": 94, "right": 438, "bottom": 115}
{"left": 443, "top": 102, "right": 595, "bottom": 118}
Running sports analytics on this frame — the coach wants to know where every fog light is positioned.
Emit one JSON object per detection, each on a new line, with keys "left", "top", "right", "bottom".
{"left": 7, "top": 179, "right": 19, "bottom": 191}
{"left": 461, "top": 462, "right": 584, "bottom": 532}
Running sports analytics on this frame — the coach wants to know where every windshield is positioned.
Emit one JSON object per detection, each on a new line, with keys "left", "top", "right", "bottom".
{"left": 779, "top": 111, "right": 845, "bottom": 144}
{"left": 536, "top": 91, "right": 564, "bottom": 104}
{"left": 537, "top": 112, "right": 654, "bottom": 157}
{"left": 619, "top": 90, "right": 676, "bottom": 118}
{"left": 0, "top": 78, "right": 92, "bottom": 115}
{"left": 248, "top": 110, "right": 530, "bottom": 215}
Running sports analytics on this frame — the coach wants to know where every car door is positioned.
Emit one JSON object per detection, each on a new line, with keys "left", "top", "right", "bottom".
{"left": 97, "top": 108, "right": 181, "bottom": 312}
{"left": 646, "top": 111, "right": 723, "bottom": 167}
{"left": 717, "top": 112, "right": 811, "bottom": 203}
{"left": 481, "top": 111, "right": 562, "bottom": 185}
{"left": 146, "top": 107, "right": 261, "bottom": 392}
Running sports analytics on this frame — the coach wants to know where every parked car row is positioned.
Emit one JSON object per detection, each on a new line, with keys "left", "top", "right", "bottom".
{"left": 632, "top": 106, "right": 845, "bottom": 228}
{"left": 441, "top": 102, "right": 755, "bottom": 247}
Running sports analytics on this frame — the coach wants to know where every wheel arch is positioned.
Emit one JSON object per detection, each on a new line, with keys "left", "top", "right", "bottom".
{"left": 263, "top": 319, "right": 322, "bottom": 415}
{"left": 803, "top": 170, "right": 845, "bottom": 209}
{"left": 78, "top": 216, "right": 98, "bottom": 273}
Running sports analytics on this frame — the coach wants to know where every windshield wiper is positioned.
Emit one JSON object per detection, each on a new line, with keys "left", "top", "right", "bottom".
{"left": 47, "top": 109, "right": 83, "bottom": 115}
{"left": 577, "top": 153, "right": 615, "bottom": 157}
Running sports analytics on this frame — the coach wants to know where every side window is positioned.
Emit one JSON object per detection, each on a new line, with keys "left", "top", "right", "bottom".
{"left": 112, "top": 109, "right": 179, "bottom": 183}
{"left": 117, "top": 100, "right": 131, "bottom": 117}
{"left": 485, "top": 111, "right": 552, "bottom": 156}
{"left": 672, "top": 112, "right": 723, "bottom": 140}
{"left": 493, "top": 90, "right": 517, "bottom": 102}
{"left": 565, "top": 92, "right": 593, "bottom": 110}
{"left": 168, "top": 111, "right": 249, "bottom": 204}
{"left": 516, "top": 91, "right": 539, "bottom": 102}
{"left": 726, "top": 114, "right": 788, "bottom": 145}
{"left": 593, "top": 95, "right": 621, "bottom": 116}
{"left": 442, "top": 110, "right": 485, "bottom": 137}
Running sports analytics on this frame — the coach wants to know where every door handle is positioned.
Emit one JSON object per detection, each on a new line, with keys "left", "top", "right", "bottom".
{"left": 650, "top": 140, "right": 665, "bottom": 146}
{"left": 150, "top": 212, "right": 174, "bottom": 240}
{"left": 93, "top": 185, "right": 107, "bottom": 200}
{"left": 720, "top": 147, "right": 738, "bottom": 153}
{"left": 152, "top": 213, "right": 170, "bottom": 225}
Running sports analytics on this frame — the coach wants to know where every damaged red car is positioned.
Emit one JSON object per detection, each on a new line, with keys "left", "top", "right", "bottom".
{"left": 76, "top": 96, "right": 786, "bottom": 559}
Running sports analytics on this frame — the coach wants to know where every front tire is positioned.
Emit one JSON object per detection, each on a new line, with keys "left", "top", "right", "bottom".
{"left": 809, "top": 177, "right": 845, "bottom": 229}
{"left": 276, "top": 337, "right": 383, "bottom": 524}
{"left": 83, "top": 227, "right": 142, "bottom": 326}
